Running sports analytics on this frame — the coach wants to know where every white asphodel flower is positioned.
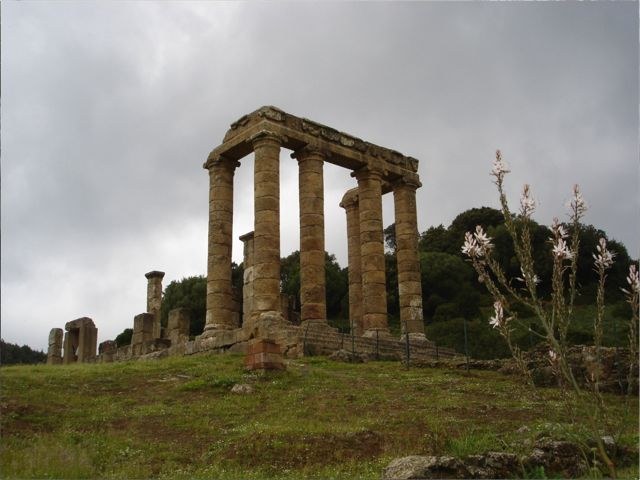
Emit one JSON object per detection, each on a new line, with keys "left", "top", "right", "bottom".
{"left": 474, "top": 225, "right": 492, "bottom": 248}
{"left": 489, "top": 301, "right": 509, "bottom": 329}
{"left": 622, "top": 264, "right": 640, "bottom": 294}
{"left": 567, "top": 184, "right": 588, "bottom": 220}
{"left": 462, "top": 226, "right": 493, "bottom": 258}
{"left": 551, "top": 217, "right": 568, "bottom": 240}
{"left": 491, "top": 149, "right": 510, "bottom": 182}
{"left": 548, "top": 350, "right": 558, "bottom": 362}
{"left": 552, "top": 238, "right": 573, "bottom": 260}
{"left": 516, "top": 266, "right": 540, "bottom": 285}
{"left": 593, "top": 238, "right": 615, "bottom": 270}
{"left": 519, "top": 184, "right": 536, "bottom": 219}
{"left": 461, "top": 231, "right": 480, "bottom": 257}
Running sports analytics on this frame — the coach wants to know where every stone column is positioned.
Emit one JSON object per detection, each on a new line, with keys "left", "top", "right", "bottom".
{"left": 293, "top": 147, "right": 327, "bottom": 324}
{"left": 250, "top": 130, "right": 285, "bottom": 321}
{"left": 239, "top": 231, "right": 255, "bottom": 327}
{"left": 145, "top": 270, "right": 165, "bottom": 338}
{"left": 47, "top": 328, "right": 63, "bottom": 365}
{"left": 353, "top": 167, "right": 388, "bottom": 335}
{"left": 393, "top": 180, "right": 425, "bottom": 336}
{"left": 340, "top": 188, "right": 363, "bottom": 336}
{"left": 203, "top": 156, "right": 239, "bottom": 334}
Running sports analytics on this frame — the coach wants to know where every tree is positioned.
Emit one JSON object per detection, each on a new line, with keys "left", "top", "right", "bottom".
{"left": 115, "top": 328, "right": 132, "bottom": 347}
{"left": 161, "top": 275, "right": 207, "bottom": 336}
{"left": 0, "top": 339, "right": 46, "bottom": 365}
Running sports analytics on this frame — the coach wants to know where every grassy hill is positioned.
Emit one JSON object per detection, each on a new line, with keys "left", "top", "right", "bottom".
{"left": 1, "top": 353, "right": 637, "bottom": 479}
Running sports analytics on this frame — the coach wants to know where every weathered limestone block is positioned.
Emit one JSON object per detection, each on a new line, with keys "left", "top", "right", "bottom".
{"left": 353, "top": 167, "right": 388, "bottom": 335}
{"left": 131, "top": 312, "right": 155, "bottom": 356}
{"left": 63, "top": 317, "right": 97, "bottom": 364}
{"left": 98, "top": 340, "right": 117, "bottom": 363}
{"left": 204, "top": 157, "right": 239, "bottom": 334}
{"left": 340, "top": 188, "right": 363, "bottom": 336}
{"left": 145, "top": 270, "right": 165, "bottom": 339}
{"left": 47, "top": 328, "right": 63, "bottom": 365}
{"left": 250, "top": 130, "right": 284, "bottom": 321}
{"left": 166, "top": 308, "right": 191, "bottom": 345}
{"left": 244, "top": 338, "right": 285, "bottom": 371}
{"left": 293, "top": 146, "right": 327, "bottom": 324}
{"left": 393, "top": 181, "right": 425, "bottom": 336}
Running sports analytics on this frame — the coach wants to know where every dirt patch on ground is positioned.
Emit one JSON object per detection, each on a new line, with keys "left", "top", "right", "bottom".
{"left": 224, "top": 429, "right": 385, "bottom": 469}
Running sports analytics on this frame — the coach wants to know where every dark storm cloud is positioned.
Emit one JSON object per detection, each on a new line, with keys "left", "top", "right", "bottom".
{"left": 2, "top": 1, "right": 637, "bottom": 350}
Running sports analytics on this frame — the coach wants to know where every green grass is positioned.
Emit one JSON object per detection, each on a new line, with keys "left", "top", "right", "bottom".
{"left": 1, "top": 354, "right": 637, "bottom": 479}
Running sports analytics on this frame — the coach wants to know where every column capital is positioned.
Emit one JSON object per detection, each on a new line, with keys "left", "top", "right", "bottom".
{"left": 248, "top": 129, "right": 287, "bottom": 148}
{"left": 392, "top": 176, "right": 422, "bottom": 191}
{"left": 351, "top": 165, "right": 384, "bottom": 182}
{"left": 204, "top": 155, "right": 240, "bottom": 171}
{"left": 145, "top": 270, "right": 165, "bottom": 280}
{"left": 339, "top": 188, "right": 359, "bottom": 210}
{"left": 290, "top": 145, "right": 327, "bottom": 162}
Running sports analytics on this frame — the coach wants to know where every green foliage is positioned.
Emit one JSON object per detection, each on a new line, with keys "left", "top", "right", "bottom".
{"left": 160, "top": 275, "right": 207, "bottom": 336}
{"left": 280, "top": 251, "right": 349, "bottom": 319}
{"left": 0, "top": 340, "right": 46, "bottom": 365}
{"left": 420, "top": 252, "right": 482, "bottom": 320}
{"left": 114, "top": 328, "right": 133, "bottom": 347}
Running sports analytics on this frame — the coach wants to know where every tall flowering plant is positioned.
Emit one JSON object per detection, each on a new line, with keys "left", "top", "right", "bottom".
{"left": 462, "top": 150, "right": 638, "bottom": 478}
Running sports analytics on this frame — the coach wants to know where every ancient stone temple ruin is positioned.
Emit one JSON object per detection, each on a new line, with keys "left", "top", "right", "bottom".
{"left": 46, "top": 107, "right": 455, "bottom": 365}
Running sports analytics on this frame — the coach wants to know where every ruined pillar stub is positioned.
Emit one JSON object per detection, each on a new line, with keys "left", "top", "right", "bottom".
{"left": 47, "top": 328, "right": 63, "bottom": 365}
{"left": 353, "top": 167, "right": 388, "bottom": 336}
{"left": 250, "top": 130, "right": 285, "bottom": 321}
{"left": 167, "top": 308, "right": 191, "bottom": 345}
{"left": 340, "top": 188, "right": 363, "bottom": 336}
{"left": 393, "top": 180, "right": 425, "bottom": 336}
{"left": 63, "top": 317, "right": 97, "bottom": 364}
{"left": 239, "top": 231, "right": 255, "bottom": 327}
{"left": 203, "top": 156, "right": 240, "bottom": 334}
{"left": 131, "top": 312, "right": 155, "bottom": 356}
{"left": 145, "top": 270, "right": 164, "bottom": 339}
{"left": 292, "top": 146, "right": 327, "bottom": 325}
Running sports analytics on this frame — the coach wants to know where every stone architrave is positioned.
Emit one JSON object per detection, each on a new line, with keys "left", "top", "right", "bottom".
{"left": 393, "top": 180, "right": 425, "bottom": 336}
{"left": 293, "top": 146, "right": 327, "bottom": 324}
{"left": 47, "top": 328, "right": 63, "bottom": 365}
{"left": 250, "top": 130, "right": 285, "bottom": 321}
{"left": 145, "top": 270, "right": 165, "bottom": 338}
{"left": 203, "top": 156, "right": 240, "bottom": 334}
{"left": 63, "top": 317, "right": 98, "bottom": 364}
{"left": 239, "top": 231, "right": 255, "bottom": 327}
{"left": 353, "top": 167, "right": 388, "bottom": 336}
{"left": 340, "top": 188, "right": 363, "bottom": 336}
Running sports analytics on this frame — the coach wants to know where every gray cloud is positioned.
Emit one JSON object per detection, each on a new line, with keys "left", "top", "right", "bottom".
{"left": 2, "top": 1, "right": 637, "bottom": 351}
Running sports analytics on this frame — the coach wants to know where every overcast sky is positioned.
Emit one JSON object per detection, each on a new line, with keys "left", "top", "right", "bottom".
{"left": 2, "top": 1, "right": 638, "bottom": 352}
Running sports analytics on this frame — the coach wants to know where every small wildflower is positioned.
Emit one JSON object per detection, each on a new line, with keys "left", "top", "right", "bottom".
{"left": 519, "top": 184, "right": 536, "bottom": 218}
{"left": 548, "top": 350, "right": 558, "bottom": 362}
{"left": 593, "top": 238, "right": 615, "bottom": 270}
{"left": 491, "top": 149, "right": 510, "bottom": 182}
{"left": 552, "top": 238, "right": 573, "bottom": 260}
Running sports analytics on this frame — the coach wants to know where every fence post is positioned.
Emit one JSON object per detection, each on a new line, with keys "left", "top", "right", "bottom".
{"left": 375, "top": 329, "right": 379, "bottom": 360}
{"left": 303, "top": 322, "right": 310, "bottom": 357}
{"left": 463, "top": 317, "right": 469, "bottom": 372}
{"left": 405, "top": 326, "right": 410, "bottom": 369}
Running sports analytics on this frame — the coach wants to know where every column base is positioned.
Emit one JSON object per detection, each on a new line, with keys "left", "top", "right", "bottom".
{"left": 362, "top": 328, "right": 392, "bottom": 339}
{"left": 400, "top": 332, "right": 431, "bottom": 344}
